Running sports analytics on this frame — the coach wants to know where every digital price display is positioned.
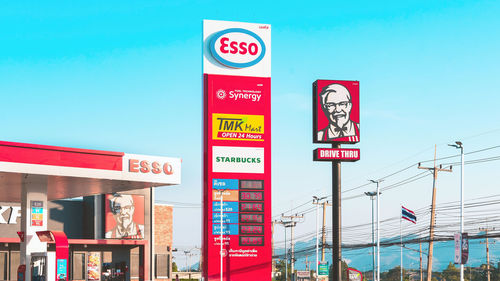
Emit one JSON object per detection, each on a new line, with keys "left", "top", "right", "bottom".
{"left": 239, "top": 191, "right": 263, "bottom": 201}
{"left": 239, "top": 213, "right": 264, "bottom": 223}
{"left": 240, "top": 225, "right": 264, "bottom": 235}
{"left": 240, "top": 236, "right": 264, "bottom": 246}
{"left": 240, "top": 180, "right": 264, "bottom": 190}
{"left": 240, "top": 202, "right": 264, "bottom": 212}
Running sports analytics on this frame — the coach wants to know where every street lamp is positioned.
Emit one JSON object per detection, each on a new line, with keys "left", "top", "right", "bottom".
{"left": 369, "top": 179, "right": 384, "bottom": 281}
{"left": 313, "top": 196, "right": 327, "bottom": 281}
{"left": 449, "top": 141, "right": 464, "bottom": 281}
{"left": 365, "top": 191, "right": 381, "bottom": 281}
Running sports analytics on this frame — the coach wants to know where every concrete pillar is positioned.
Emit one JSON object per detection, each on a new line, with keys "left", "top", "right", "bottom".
{"left": 20, "top": 175, "right": 48, "bottom": 280}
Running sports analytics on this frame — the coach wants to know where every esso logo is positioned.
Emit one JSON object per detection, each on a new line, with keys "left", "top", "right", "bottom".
{"left": 128, "top": 159, "right": 174, "bottom": 175}
{"left": 210, "top": 28, "right": 266, "bottom": 68}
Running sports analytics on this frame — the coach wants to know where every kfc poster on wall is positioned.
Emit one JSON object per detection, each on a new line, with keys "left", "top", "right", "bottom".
{"left": 313, "top": 80, "right": 360, "bottom": 144}
{"left": 104, "top": 194, "right": 145, "bottom": 239}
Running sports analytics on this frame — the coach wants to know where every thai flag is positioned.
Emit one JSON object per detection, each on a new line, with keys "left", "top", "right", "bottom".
{"left": 402, "top": 206, "right": 417, "bottom": 224}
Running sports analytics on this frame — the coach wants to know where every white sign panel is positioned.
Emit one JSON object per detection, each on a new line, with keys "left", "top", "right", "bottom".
{"left": 203, "top": 19, "right": 271, "bottom": 77}
{"left": 212, "top": 146, "right": 264, "bottom": 174}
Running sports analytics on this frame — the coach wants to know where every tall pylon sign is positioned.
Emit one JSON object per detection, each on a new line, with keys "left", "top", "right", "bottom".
{"left": 203, "top": 20, "right": 272, "bottom": 281}
{"left": 312, "top": 80, "right": 361, "bottom": 281}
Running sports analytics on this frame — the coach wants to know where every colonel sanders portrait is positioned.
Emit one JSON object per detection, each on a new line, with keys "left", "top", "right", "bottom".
{"left": 317, "top": 83, "right": 359, "bottom": 142}
{"left": 105, "top": 194, "right": 144, "bottom": 239}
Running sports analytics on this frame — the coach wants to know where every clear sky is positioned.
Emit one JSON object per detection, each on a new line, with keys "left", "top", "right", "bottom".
{"left": 2, "top": 0, "right": 500, "bottom": 269}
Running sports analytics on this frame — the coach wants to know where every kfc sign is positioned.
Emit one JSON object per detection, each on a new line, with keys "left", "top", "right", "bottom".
{"left": 313, "top": 80, "right": 360, "bottom": 144}
{"left": 0, "top": 205, "right": 21, "bottom": 224}
{"left": 210, "top": 28, "right": 266, "bottom": 68}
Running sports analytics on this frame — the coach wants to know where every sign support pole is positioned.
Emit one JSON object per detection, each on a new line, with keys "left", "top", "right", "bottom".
{"left": 332, "top": 143, "right": 342, "bottom": 281}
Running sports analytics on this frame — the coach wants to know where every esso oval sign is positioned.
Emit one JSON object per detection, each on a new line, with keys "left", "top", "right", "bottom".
{"left": 210, "top": 28, "right": 266, "bottom": 68}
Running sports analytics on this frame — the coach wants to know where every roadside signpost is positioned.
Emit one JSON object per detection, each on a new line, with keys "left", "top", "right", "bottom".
{"left": 203, "top": 20, "right": 272, "bottom": 281}
{"left": 313, "top": 80, "right": 360, "bottom": 281}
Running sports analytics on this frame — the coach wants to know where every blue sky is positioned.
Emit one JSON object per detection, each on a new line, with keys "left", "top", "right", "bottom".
{"left": 2, "top": 0, "right": 500, "bottom": 269}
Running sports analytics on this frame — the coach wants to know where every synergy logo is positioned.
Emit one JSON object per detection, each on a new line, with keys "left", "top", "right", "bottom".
{"left": 216, "top": 89, "right": 227, "bottom": 100}
{"left": 210, "top": 28, "right": 266, "bottom": 68}
{"left": 214, "top": 88, "right": 262, "bottom": 102}
{"left": 212, "top": 146, "right": 264, "bottom": 174}
{"left": 212, "top": 113, "right": 264, "bottom": 141}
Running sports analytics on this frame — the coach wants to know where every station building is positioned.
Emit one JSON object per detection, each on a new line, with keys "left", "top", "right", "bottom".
{"left": 0, "top": 141, "right": 180, "bottom": 281}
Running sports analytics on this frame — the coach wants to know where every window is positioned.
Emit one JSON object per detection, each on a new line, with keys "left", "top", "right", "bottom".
{"left": 9, "top": 252, "right": 19, "bottom": 281}
{"left": 130, "top": 253, "right": 139, "bottom": 279}
{"left": 155, "top": 254, "right": 170, "bottom": 278}
{"left": 0, "top": 252, "right": 7, "bottom": 281}
{"left": 72, "top": 253, "right": 85, "bottom": 281}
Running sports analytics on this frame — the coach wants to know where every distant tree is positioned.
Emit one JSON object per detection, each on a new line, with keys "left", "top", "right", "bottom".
{"left": 491, "top": 263, "right": 500, "bottom": 281}
{"left": 442, "top": 262, "right": 463, "bottom": 281}
{"left": 172, "top": 261, "right": 178, "bottom": 272}
{"left": 329, "top": 260, "right": 349, "bottom": 280}
{"left": 274, "top": 259, "right": 290, "bottom": 281}
{"left": 380, "top": 266, "right": 410, "bottom": 281}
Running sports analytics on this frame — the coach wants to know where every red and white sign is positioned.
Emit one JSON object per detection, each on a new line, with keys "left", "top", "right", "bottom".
{"left": 203, "top": 20, "right": 271, "bottom": 281}
{"left": 313, "top": 80, "right": 360, "bottom": 144}
{"left": 204, "top": 20, "right": 271, "bottom": 77}
{"left": 314, "top": 148, "right": 360, "bottom": 162}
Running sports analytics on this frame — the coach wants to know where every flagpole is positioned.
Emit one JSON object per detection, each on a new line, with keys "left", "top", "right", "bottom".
{"left": 400, "top": 205, "right": 403, "bottom": 281}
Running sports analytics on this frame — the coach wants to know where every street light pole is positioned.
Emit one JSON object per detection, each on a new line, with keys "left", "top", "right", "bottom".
{"left": 365, "top": 191, "right": 379, "bottom": 281}
{"left": 460, "top": 143, "right": 464, "bottom": 281}
{"left": 449, "top": 141, "right": 464, "bottom": 281}
{"left": 313, "top": 196, "right": 327, "bottom": 281}
{"left": 370, "top": 180, "right": 384, "bottom": 281}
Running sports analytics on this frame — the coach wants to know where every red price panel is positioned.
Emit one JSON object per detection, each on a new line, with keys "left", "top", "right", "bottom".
{"left": 240, "top": 225, "right": 264, "bottom": 235}
{"left": 239, "top": 180, "right": 264, "bottom": 190}
{"left": 240, "top": 236, "right": 264, "bottom": 246}
{"left": 239, "top": 202, "right": 264, "bottom": 212}
{"left": 239, "top": 191, "right": 263, "bottom": 201}
{"left": 239, "top": 213, "right": 264, "bottom": 223}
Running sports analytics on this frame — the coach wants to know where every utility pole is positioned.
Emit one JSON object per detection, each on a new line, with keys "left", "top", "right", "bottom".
{"left": 480, "top": 226, "right": 495, "bottom": 281}
{"left": 272, "top": 221, "right": 276, "bottom": 277}
{"left": 281, "top": 214, "right": 304, "bottom": 281}
{"left": 418, "top": 145, "right": 452, "bottom": 281}
{"left": 305, "top": 255, "right": 311, "bottom": 271}
{"left": 275, "top": 220, "right": 291, "bottom": 281}
{"left": 401, "top": 245, "right": 428, "bottom": 281}
{"left": 313, "top": 199, "right": 331, "bottom": 261}
{"left": 420, "top": 241, "right": 423, "bottom": 281}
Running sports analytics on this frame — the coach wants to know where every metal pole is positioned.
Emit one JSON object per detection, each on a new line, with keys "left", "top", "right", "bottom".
{"left": 365, "top": 192, "right": 377, "bottom": 281}
{"left": 332, "top": 144, "right": 342, "bottom": 281}
{"left": 316, "top": 201, "right": 319, "bottom": 281}
{"left": 377, "top": 181, "right": 380, "bottom": 281}
{"left": 285, "top": 225, "right": 288, "bottom": 281}
{"left": 291, "top": 223, "right": 295, "bottom": 280}
{"left": 372, "top": 197, "right": 375, "bottom": 281}
{"left": 460, "top": 145, "right": 464, "bottom": 281}
{"left": 401, "top": 212, "right": 403, "bottom": 281}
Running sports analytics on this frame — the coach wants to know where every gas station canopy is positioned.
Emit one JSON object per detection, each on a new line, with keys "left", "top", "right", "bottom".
{"left": 0, "top": 140, "right": 181, "bottom": 202}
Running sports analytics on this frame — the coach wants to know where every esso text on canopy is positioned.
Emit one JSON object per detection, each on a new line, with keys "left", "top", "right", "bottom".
{"left": 210, "top": 28, "right": 266, "bottom": 68}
